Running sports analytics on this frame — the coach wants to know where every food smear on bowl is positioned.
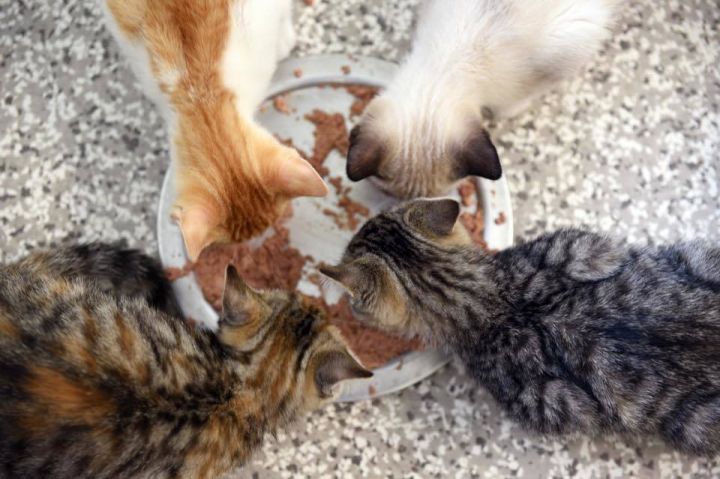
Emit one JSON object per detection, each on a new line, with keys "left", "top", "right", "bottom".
{"left": 303, "top": 296, "right": 422, "bottom": 369}
{"left": 166, "top": 85, "right": 493, "bottom": 369}
{"left": 273, "top": 94, "right": 291, "bottom": 114}
{"left": 343, "top": 85, "right": 380, "bottom": 117}
{"left": 457, "top": 179, "right": 487, "bottom": 249}
{"left": 304, "top": 109, "right": 349, "bottom": 176}
{"left": 165, "top": 219, "right": 422, "bottom": 368}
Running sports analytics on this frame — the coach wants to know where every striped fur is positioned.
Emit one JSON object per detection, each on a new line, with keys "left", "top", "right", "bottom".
{"left": 0, "top": 244, "right": 368, "bottom": 478}
{"left": 325, "top": 198, "right": 720, "bottom": 455}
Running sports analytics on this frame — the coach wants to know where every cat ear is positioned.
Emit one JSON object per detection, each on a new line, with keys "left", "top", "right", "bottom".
{"left": 346, "top": 124, "right": 385, "bottom": 181}
{"left": 220, "top": 265, "right": 270, "bottom": 327}
{"left": 172, "top": 205, "right": 218, "bottom": 261}
{"left": 314, "top": 350, "right": 373, "bottom": 398}
{"left": 274, "top": 154, "right": 328, "bottom": 198}
{"left": 319, "top": 260, "right": 370, "bottom": 296}
{"left": 454, "top": 129, "right": 502, "bottom": 181}
{"left": 406, "top": 198, "right": 460, "bottom": 237}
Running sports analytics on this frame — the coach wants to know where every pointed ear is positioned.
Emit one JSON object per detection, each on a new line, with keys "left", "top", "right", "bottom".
{"left": 454, "top": 129, "right": 502, "bottom": 181}
{"left": 405, "top": 198, "right": 460, "bottom": 237}
{"left": 319, "top": 260, "right": 371, "bottom": 296}
{"left": 314, "top": 350, "right": 373, "bottom": 398}
{"left": 172, "top": 205, "right": 219, "bottom": 261}
{"left": 221, "top": 265, "right": 270, "bottom": 327}
{"left": 346, "top": 124, "right": 385, "bottom": 181}
{"left": 274, "top": 154, "right": 328, "bottom": 198}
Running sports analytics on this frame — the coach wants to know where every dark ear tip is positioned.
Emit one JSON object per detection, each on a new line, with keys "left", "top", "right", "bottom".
{"left": 483, "top": 133, "right": 503, "bottom": 180}
{"left": 485, "top": 144, "right": 502, "bottom": 180}
{"left": 319, "top": 264, "right": 343, "bottom": 283}
{"left": 456, "top": 128, "right": 503, "bottom": 181}
{"left": 225, "top": 264, "right": 240, "bottom": 279}
{"left": 346, "top": 146, "right": 368, "bottom": 182}
{"left": 434, "top": 198, "right": 460, "bottom": 219}
{"left": 345, "top": 124, "right": 383, "bottom": 182}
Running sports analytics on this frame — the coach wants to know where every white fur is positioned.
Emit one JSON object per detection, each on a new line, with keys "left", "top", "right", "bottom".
{"left": 99, "top": 1, "right": 172, "bottom": 119}
{"left": 362, "top": 0, "right": 617, "bottom": 197}
{"left": 222, "top": 0, "right": 297, "bottom": 117}
{"left": 100, "top": 0, "right": 296, "bottom": 120}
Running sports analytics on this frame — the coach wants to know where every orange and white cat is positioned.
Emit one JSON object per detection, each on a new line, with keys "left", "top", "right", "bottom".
{"left": 101, "top": 0, "right": 328, "bottom": 260}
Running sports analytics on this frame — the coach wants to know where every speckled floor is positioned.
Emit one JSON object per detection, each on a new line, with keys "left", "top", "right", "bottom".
{"left": 1, "top": 0, "right": 719, "bottom": 477}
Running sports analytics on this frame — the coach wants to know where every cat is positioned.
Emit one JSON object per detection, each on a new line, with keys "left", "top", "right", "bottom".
{"left": 100, "top": 0, "right": 328, "bottom": 261}
{"left": 0, "top": 243, "right": 371, "bottom": 478}
{"left": 321, "top": 198, "right": 720, "bottom": 455}
{"left": 346, "top": 0, "right": 617, "bottom": 198}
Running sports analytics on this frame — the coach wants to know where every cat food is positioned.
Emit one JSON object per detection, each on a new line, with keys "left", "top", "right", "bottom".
{"left": 293, "top": 68, "right": 303, "bottom": 78}
{"left": 168, "top": 221, "right": 420, "bottom": 368}
{"left": 303, "top": 296, "right": 422, "bottom": 369}
{"left": 344, "top": 85, "right": 379, "bottom": 117}
{"left": 494, "top": 211, "right": 506, "bottom": 225}
{"left": 190, "top": 224, "right": 306, "bottom": 310}
{"left": 304, "top": 109, "right": 349, "bottom": 177}
{"left": 341, "top": 65, "right": 352, "bottom": 75}
{"left": 322, "top": 175, "right": 370, "bottom": 231}
{"left": 458, "top": 179, "right": 476, "bottom": 207}
{"left": 273, "top": 95, "right": 291, "bottom": 114}
{"left": 458, "top": 179, "right": 488, "bottom": 248}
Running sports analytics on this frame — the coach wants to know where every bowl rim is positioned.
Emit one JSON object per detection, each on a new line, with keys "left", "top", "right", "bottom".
{"left": 156, "top": 54, "right": 513, "bottom": 401}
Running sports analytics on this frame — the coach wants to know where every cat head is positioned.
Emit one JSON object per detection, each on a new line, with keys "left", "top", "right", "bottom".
{"left": 218, "top": 266, "right": 372, "bottom": 412}
{"left": 320, "top": 198, "right": 472, "bottom": 339}
{"left": 346, "top": 95, "right": 502, "bottom": 198}
{"left": 172, "top": 96, "right": 328, "bottom": 261}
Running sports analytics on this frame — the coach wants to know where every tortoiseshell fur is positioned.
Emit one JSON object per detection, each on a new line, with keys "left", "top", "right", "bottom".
{"left": 0, "top": 244, "right": 368, "bottom": 478}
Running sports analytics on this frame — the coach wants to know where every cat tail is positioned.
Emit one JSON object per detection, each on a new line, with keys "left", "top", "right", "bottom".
{"left": 28, "top": 242, "right": 182, "bottom": 318}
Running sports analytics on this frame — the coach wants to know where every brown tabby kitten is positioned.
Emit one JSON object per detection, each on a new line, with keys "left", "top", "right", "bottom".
{"left": 0, "top": 244, "right": 370, "bottom": 478}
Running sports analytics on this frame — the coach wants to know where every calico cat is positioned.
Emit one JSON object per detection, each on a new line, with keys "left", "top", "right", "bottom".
{"left": 0, "top": 243, "right": 370, "bottom": 478}
{"left": 322, "top": 198, "right": 720, "bottom": 455}
{"left": 346, "top": 0, "right": 617, "bottom": 198}
{"left": 100, "top": 0, "right": 328, "bottom": 260}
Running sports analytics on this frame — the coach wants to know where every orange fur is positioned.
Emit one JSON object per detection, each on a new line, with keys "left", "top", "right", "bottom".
{"left": 65, "top": 336, "right": 99, "bottom": 374}
{"left": 24, "top": 366, "right": 115, "bottom": 427}
{"left": 105, "top": 0, "right": 328, "bottom": 260}
{"left": 114, "top": 310, "right": 136, "bottom": 356}
{"left": 82, "top": 307, "right": 98, "bottom": 343}
{"left": 0, "top": 315, "right": 18, "bottom": 339}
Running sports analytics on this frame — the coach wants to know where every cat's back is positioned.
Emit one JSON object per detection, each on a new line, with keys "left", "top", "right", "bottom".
{"left": 509, "top": 231, "right": 720, "bottom": 377}
{"left": 0, "top": 262, "right": 222, "bottom": 478}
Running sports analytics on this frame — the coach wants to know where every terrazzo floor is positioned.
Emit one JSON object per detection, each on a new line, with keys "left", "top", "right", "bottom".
{"left": 1, "top": 0, "right": 719, "bottom": 477}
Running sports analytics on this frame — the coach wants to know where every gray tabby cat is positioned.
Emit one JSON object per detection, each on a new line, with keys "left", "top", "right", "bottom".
{"left": 322, "top": 198, "right": 720, "bottom": 455}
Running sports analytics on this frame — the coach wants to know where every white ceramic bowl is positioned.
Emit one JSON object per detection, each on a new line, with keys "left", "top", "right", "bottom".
{"left": 157, "top": 54, "right": 513, "bottom": 402}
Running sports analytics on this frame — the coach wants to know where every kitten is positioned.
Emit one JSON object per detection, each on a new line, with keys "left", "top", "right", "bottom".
{"left": 100, "top": 0, "right": 328, "bottom": 260}
{"left": 322, "top": 199, "right": 720, "bottom": 455}
{"left": 347, "top": 0, "right": 617, "bottom": 198}
{"left": 0, "top": 244, "right": 370, "bottom": 478}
